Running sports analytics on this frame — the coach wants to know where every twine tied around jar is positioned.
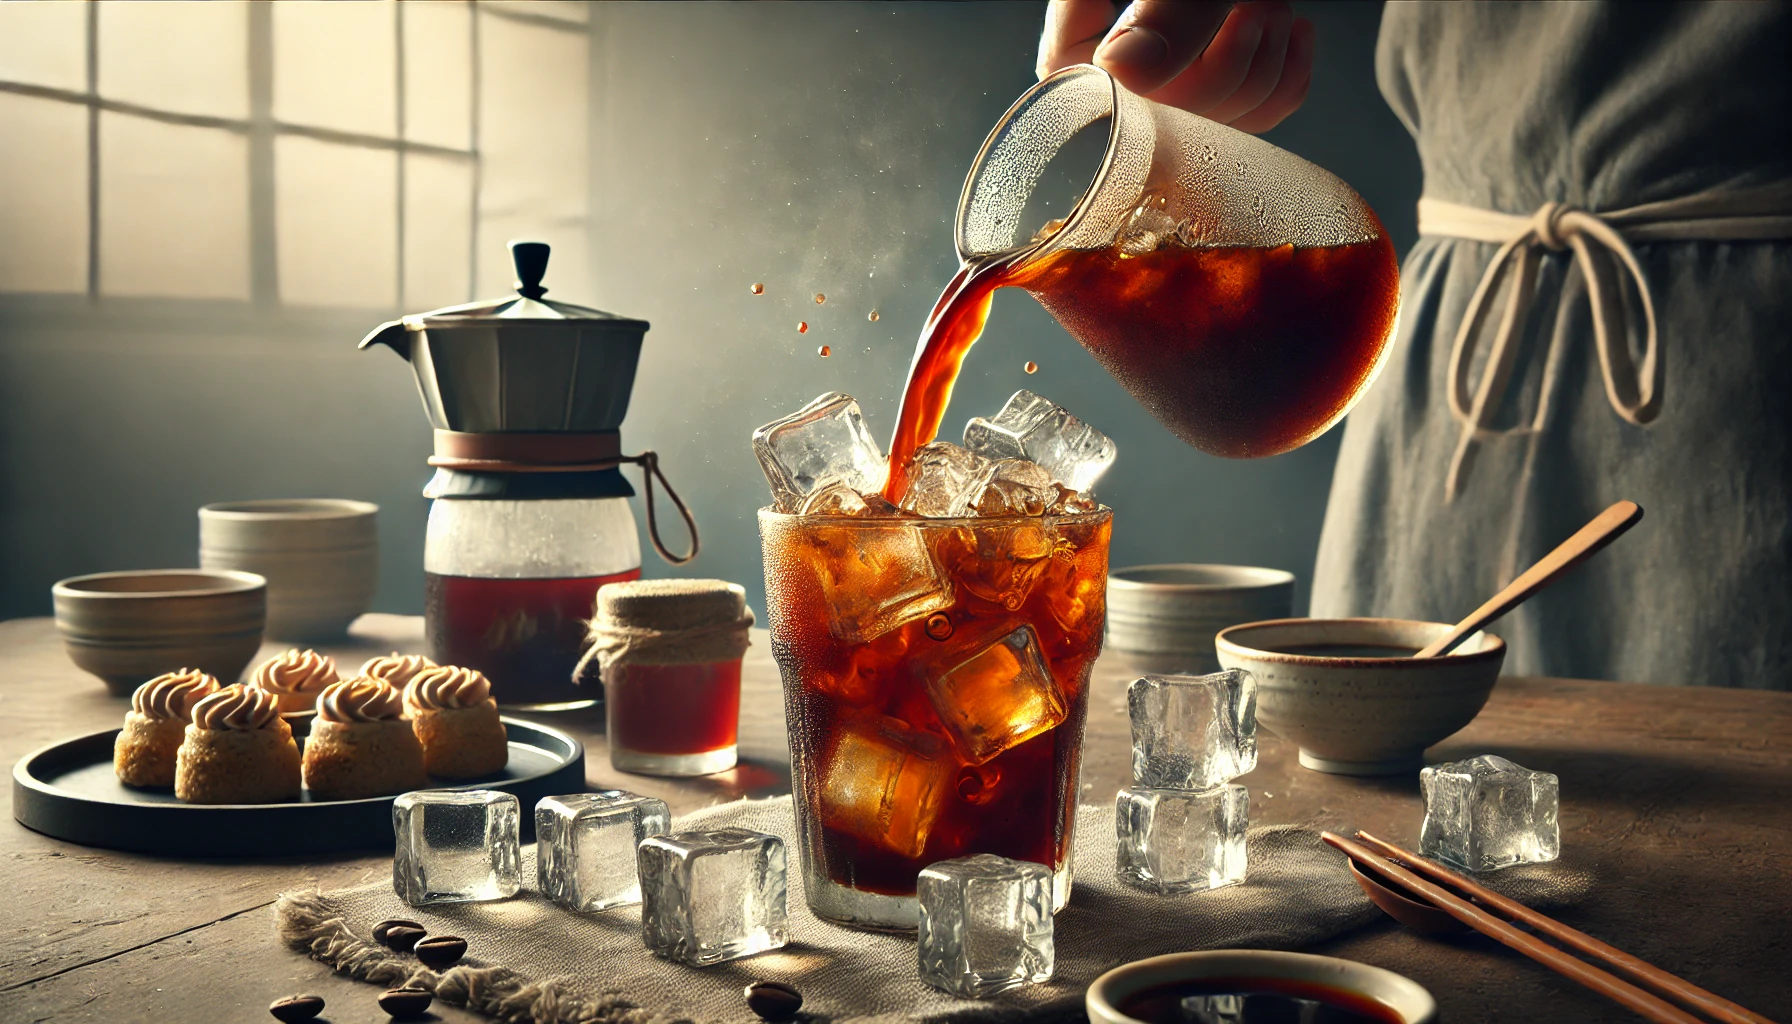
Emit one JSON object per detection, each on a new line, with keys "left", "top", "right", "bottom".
{"left": 571, "top": 578, "right": 754, "bottom": 686}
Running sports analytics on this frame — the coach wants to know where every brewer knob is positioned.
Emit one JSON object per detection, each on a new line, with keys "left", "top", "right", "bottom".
{"left": 510, "top": 240, "right": 550, "bottom": 300}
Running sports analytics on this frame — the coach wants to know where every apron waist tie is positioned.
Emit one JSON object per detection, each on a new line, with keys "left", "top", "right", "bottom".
{"left": 1417, "top": 182, "right": 1792, "bottom": 500}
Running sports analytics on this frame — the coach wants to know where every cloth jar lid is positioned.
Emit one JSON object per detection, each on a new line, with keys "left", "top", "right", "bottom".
{"left": 579, "top": 579, "right": 754, "bottom": 682}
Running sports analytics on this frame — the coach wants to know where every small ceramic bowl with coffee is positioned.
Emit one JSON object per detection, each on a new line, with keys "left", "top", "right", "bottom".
{"left": 1215, "top": 617, "right": 1505, "bottom": 776}
{"left": 1087, "top": 949, "right": 1436, "bottom": 1024}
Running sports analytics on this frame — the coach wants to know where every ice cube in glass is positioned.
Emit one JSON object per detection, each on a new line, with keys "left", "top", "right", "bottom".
{"left": 917, "top": 854, "right": 1054, "bottom": 998}
{"left": 1129, "top": 670, "right": 1258, "bottom": 789}
{"left": 392, "top": 789, "right": 522, "bottom": 907}
{"left": 817, "top": 714, "right": 953, "bottom": 859}
{"left": 536, "top": 790, "right": 671, "bottom": 913}
{"left": 798, "top": 518, "right": 952, "bottom": 642}
{"left": 963, "top": 390, "right": 1115, "bottom": 493}
{"left": 1420, "top": 754, "right": 1560, "bottom": 873}
{"left": 899, "top": 441, "right": 996, "bottom": 518}
{"left": 923, "top": 624, "right": 1066, "bottom": 765}
{"left": 1116, "top": 784, "right": 1249, "bottom": 894}
{"left": 637, "top": 827, "right": 789, "bottom": 966}
{"left": 752, "top": 392, "right": 887, "bottom": 512}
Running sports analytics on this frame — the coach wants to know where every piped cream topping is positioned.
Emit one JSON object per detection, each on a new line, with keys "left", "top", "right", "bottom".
{"left": 359, "top": 652, "right": 439, "bottom": 690}
{"left": 131, "top": 668, "right": 220, "bottom": 720}
{"left": 252, "top": 648, "right": 339, "bottom": 697}
{"left": 317, "top": 677, "right": 406, "bottom": 723}
{"left": 190, "top": 684, "right": 282, "bottom": 731}
{"left": 404, "top": 665, "right": 492, "bottom": 712}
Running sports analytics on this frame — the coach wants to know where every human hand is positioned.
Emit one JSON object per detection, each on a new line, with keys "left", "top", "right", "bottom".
{"left": 1036, "top": 0, "right": 1314, "bottom": 133}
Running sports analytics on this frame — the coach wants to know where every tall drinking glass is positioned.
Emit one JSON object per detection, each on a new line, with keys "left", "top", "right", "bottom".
{"left": 759, "top": 507, "right": 1111, "bottom": 930}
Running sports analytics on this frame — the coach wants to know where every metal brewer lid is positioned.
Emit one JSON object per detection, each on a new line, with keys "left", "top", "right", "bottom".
{"left": 391, "top": 240, "right": 648, "bottom": 329}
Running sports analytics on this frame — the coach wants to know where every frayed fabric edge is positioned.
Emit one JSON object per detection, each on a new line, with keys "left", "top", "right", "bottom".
{"left": 274, "top": 890, "right": 685, "bottom": 1024}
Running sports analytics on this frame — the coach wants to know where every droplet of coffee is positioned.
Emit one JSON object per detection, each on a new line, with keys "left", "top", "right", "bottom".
{"left": 924, "top": 612, "right": 953, "bottom": 641}
{"left": 750, "top": 282, "right": 764, "bottom": 295}
{"left": 797, "top": 321, "right": 809, "bottom": 334}
{"left": 868, "top": 310, "right": 879, "bottom": 322}
{"left": 1024, "top": 360, "right": 1038, "bottom": 374}
{"left": 814, "top": 293, "right": 826, "bottom": 304}
{"left": 818, "top": 345, "right": 830, "bottom": 358}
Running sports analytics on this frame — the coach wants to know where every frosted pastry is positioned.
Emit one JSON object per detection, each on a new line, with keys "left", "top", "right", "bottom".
{"left": 174, "top": 684, "right": 302, "bottom": 804}
{"left": 115, "top": 668, "right": 220, "bottom": 788}
{"left": 404, "top": 665, "right": 508, "bottom": 779}
{"left": 249, "top": 648, "right": 340, "bottom": 715}
{"left": 302, "top": 677, "right": 429, "bottom": 800}
{"left": 359, "top": 652, "right": 439, "bottom": 691}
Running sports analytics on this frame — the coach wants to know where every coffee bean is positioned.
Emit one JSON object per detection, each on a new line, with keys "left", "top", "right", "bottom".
{"left": 372, "top": 919, "right": 423, "bottom": 947}
{"left": 268, "top": 994, "right": 324, "bottom": 1023}
{"left": 744, "top": 980, "right": 803, "bottom": 1021}
{"left": 415, "top": 934, "right": 468, "bottom": 970}
{"left": 378, "top": 986, "right": 433, "bottom": 1018}
{"left": 384, "top": 924, "right": 427, "bottom": 952}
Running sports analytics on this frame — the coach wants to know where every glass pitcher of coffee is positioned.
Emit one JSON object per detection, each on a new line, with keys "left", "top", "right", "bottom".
{"left": 885, "top": 64, "right": 1401, "bottom": 483}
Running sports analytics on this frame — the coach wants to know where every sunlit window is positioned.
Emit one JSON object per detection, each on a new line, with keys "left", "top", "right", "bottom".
{"left": 0, "top": 0, "right": 588, "bottom": 310}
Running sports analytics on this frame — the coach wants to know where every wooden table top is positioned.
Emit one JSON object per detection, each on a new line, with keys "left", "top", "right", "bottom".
{"left": 4, "top": 613, "right": 1788, "bottom": 1023}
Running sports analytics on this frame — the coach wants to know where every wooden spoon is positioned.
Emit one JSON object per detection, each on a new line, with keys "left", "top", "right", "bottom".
{"left": 1414, "top": 500, "right": 1643, "bottom": 659}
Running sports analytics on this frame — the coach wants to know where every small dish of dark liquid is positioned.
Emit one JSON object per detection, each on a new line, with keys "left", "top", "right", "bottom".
{"left": 1117, "top": 977, "right": 1406, "bottom": 1024}
{"left": 1272, "top": 644, "right": 1420, "bottom": 659}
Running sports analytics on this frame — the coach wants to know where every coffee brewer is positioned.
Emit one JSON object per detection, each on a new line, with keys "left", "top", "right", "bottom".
{"left": 361, "top": 241, "right": 695, "bottom": 709}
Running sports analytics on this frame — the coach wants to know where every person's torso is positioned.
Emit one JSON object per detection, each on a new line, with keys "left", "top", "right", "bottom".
{"left": 1376, "top": 0, "right": 1792, "bottom": 211}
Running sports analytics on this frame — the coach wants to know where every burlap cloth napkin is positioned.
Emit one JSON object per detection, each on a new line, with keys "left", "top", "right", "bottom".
{"left": 277, "top": 796, "right": 1591, "bottom": 1024}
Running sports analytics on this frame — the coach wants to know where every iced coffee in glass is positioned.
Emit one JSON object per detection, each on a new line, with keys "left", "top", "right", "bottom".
{"left": 755, "top": 391, "right": 1113, "bottom": 929}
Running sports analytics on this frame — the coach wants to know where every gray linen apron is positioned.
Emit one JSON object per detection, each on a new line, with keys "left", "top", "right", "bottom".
{"left": 1310, "top": 2, "right": 1792, "bottom": 687}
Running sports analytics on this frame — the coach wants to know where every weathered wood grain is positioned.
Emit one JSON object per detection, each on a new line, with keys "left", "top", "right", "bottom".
{"left": 5, "top": 615, "right": 1789, "bottom": 1022}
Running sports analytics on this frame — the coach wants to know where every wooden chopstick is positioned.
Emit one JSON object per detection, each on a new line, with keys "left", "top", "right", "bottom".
{"left": 1322, "top": 831, "right": 1706, "bottom": 1024}
{"left": 1352, "top": 831, "right": 1777, "bottom": 1024}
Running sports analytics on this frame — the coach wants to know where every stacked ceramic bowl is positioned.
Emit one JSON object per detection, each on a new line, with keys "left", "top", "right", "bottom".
{"left": 1106, "top": 564, "right": 1296, "bottom": 674}
{"left": 199, "top": 499, "right": 378, "bottom": 642}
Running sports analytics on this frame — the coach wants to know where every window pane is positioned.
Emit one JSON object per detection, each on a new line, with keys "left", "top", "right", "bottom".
{"left": 404, "top": 153, "right": 473, "bottom": 309}
{"left": 402, "top": 1, "right": 471, "bottom": 150}
{"left": 0, "top": 2, "right": 86, "bottom": 92}
{"left": 273, "top": 1, "right": 397, "bottom": 137}
{"left": 0, "top": 94, "right": 87, "bottom": 293}
{"left": 98, "top": 1, "right": 248, "bottom": 119}
{"left": 476, "top": 11, "right": 587, "bottom": 297}
{"left": 276, "top": 136, "right": 397, "bottom": 308}
{"left": 100, "top": 115, "right": 250, "bottom": 299}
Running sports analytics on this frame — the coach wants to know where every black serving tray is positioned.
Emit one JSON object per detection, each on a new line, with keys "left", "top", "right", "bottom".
{"left": 11, "top": 716, "right": 584, "bottom": 857}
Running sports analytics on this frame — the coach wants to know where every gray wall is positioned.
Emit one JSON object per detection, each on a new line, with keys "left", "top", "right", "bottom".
{"left": 0, "top": 1, "right": 1418, "bottom": 622}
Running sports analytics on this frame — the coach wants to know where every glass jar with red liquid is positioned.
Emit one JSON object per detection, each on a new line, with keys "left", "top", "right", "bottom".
{"left": 589, "top": 579, "right": 754, "bottom": 776}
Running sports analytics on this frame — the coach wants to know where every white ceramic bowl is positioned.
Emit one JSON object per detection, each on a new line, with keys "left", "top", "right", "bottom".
{"left": 1215, "top": 617, "right": 1505, "bottom": 776}
{"left": 199, "top": 499, "right": 378, "bottom": 642}
{"left": 52, "top": 569, "right": 267, "bottom": 695}
{"left": 1107, "top": 564, "right": 1295, "bottom": 674}
{"left": 1088, "top": 949, "right": 1436, "bottom": 1024}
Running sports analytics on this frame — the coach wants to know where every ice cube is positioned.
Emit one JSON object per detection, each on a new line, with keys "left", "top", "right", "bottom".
{"left": 753, "top": 393, "right": 888, "bottom": 513}
{"left": 392, "top": 789, "right": 522, "bottom": 907}
{"left": 536, "top": 790, "right": 671, "bottom": 913}
{"left": 972, "top": 459, "right": 1057, "bottom": 517}
{"left": 899, "top": 441, "right": 996, "bottom": 518}
{"left": 799, "top": 520, "right": 953, "bottom": 642}
{"left": 917, "top": 853, "right": 1054, "bottom": 998}
{"left": 1181, "top": 994, "right": 1324, "bottom": 1024}
{"left": 817, "top": 714, "right": 954, "bottom": 859}
{"left": 930, "top": 521, "right": 1055, "bottom": 611}
{"left": 1129, "top": 670, "right": 1258, "bottom": 790}
{"left": 637, "top": 827, "right": 789, "bottom": 966}
{"left": 963, "top": 390, "right": 1115, "bottom": 494}
{"left": 799, "top": 478, "right": 871, "bottom": 516}
{"left": 923, "top": 624, "right": 1066, "bottom": 765}
{"left": 1420, "top": 754, "right": 1560, "bottom": 873}
{"left": 1116, "top": 784, "right": 1249, "bottom": 894}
